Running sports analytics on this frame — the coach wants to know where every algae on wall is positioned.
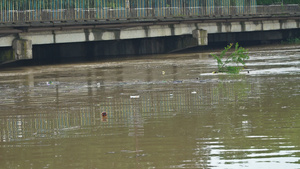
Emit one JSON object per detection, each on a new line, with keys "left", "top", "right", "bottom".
{"left": 0, "top": 48, "right": 13, "bottom": 64}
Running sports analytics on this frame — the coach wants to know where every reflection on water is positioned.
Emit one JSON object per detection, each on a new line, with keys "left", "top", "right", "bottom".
{"left": 0, "top": 45, "right": 300, "bottom": 168}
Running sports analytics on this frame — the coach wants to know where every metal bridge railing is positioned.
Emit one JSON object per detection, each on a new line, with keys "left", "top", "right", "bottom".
{"left": 1, "top": 5, "right": 299, "bottom": 23}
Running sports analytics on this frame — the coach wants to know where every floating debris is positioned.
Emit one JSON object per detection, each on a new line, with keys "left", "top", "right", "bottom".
{"left": 46, "top": 81, "right": 60, "bottom": 85}
{"left": 173, "top": 80, "right": 183, "bottom": 84}
{"left": 121, "top": 150, "right": 143, "bottom": 153}
{"left": 101, "top": 112, "right": 108, "bottom": 122}
{"left": 46, "top": 81, "right": 53, "bottom": 85}
{"left": 102, "top": 112, "right": 107, "bottom": 117}
{"left": 130, "top": 95, "right": 140, "bottom": 99}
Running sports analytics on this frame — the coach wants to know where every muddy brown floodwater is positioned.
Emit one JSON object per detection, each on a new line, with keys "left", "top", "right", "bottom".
{"left": 0, "top": 44, "right": 300, "bottom": 169}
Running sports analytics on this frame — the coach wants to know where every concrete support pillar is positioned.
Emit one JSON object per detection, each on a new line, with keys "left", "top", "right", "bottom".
{"left": 192, "top": 29, "right": 208, "bottom": 46}
{"left": 12, "top": 39, "right": 33, "bottom": 60}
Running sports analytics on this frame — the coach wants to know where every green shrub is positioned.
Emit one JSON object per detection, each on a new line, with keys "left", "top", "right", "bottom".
{"left": 211, "top": 43, "right": 250, "bottom": 74}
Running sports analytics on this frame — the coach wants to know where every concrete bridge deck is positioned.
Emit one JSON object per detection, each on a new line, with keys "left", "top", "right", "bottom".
{"left": 1, "top": 5, "right": 300, "bottom": 65}
{"left": 1, "top": 12, "right": 300, "bottom": 33}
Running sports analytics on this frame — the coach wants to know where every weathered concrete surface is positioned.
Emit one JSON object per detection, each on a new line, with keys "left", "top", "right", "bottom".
{"left": 0, "top": 18, "right": 299, "bottom": 47}
{"left": 0, "top": 15, "right": 300, "bottom": 63}
{"left": 12, "top": 39, "right": 33, "bottom": 60}
{"left": 193, "top": 29, "right": 208, "bottom": 46}
{"left": 0, "top": 48, "right": 13, "bottom": 64}
{"left": 0, "top": 39, "right": 32, "bottom": 64}
{"left": 32, "top": 35, "right": 201, "bottom": 59}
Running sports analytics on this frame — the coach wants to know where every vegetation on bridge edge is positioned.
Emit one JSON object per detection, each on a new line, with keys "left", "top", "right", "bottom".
{"left": 257, "top": 0, "right": 300, "bottom": 5}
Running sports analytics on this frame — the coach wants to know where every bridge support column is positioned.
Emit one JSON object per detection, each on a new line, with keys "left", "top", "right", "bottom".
{"left": 192, "top": 29, "right": 208, "bottom": 46}
{"left": 12, "top": 39, "right": 33, "bottom": 61}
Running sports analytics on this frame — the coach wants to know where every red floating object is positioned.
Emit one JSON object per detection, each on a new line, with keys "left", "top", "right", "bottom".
{"left": 102, "top": 112, "right": 107, "bottom": 117}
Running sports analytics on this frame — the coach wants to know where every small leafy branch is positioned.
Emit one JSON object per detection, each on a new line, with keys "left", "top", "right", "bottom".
{"left": 211, "top": 43, "right": 249, "bottom": 74}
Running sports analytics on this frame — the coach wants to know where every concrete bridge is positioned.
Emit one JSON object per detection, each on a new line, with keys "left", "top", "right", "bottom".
{"left": 1, "top": 4, "right": 300, "bottom": 64}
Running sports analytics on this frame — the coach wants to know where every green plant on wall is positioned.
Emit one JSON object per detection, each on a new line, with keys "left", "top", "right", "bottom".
{"left": 0, "top": 49, "right": 13, "bottom": 64}
{"left": 287, "top": 37, "right": 300, "bottom": 44}
{"left": 211, "top": 43, "right": 249, "bottom": 74}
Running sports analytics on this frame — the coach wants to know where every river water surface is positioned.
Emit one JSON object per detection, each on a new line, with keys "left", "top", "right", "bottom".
{"left": 0, "top": 44, "right": 300, "bottom": 169}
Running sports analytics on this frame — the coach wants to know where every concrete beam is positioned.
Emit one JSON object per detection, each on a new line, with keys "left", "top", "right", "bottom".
{"left": 0, "top": 18, "right": 299, "bottom": 48}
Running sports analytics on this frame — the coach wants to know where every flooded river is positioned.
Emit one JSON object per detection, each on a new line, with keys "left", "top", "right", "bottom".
{"left": 0, "top": 44, "right": 299, "bottom": 169}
